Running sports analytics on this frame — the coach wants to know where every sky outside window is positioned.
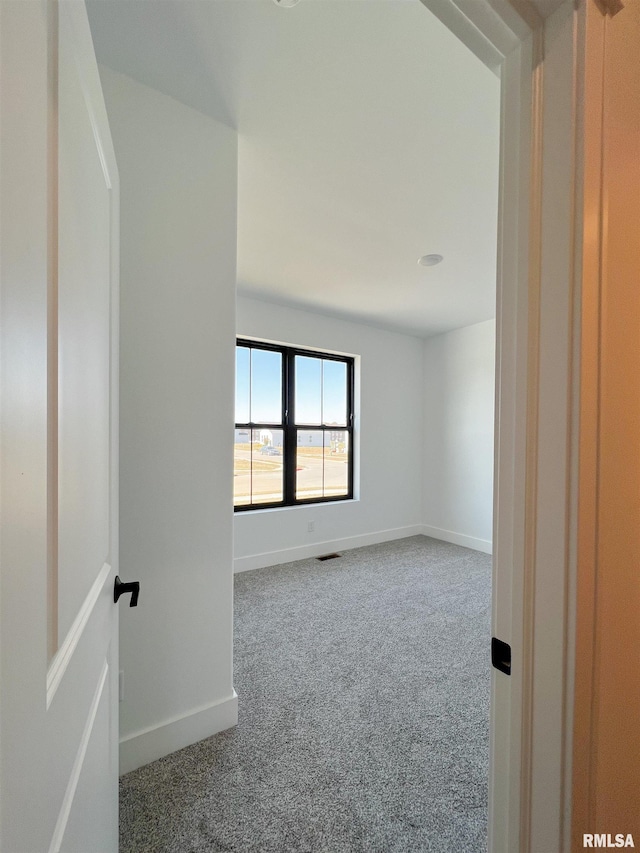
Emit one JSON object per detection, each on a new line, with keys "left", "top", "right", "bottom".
{"left": 322, "top": 360, "right": 347, "bottom": 425}
{"left": 295, "top": 356, "right": 347, "bottom": 425}
{"left": 295, "top": 357, "right": 322, "bottom": 424}
{"left": 235, "top": 347, "right": 282, "bottom": 424}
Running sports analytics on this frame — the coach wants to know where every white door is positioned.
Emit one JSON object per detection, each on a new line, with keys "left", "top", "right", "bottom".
{"left": 0, "top": 1, "right": 122, "bottom": 850}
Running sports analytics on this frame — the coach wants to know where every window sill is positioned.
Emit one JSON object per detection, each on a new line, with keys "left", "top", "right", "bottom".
{"left": 234, "top": 498, "right": 359, "bottom": 516}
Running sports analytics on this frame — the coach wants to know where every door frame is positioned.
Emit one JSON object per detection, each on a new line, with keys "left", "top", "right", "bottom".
{"left": 418, "top": 0, "right": 586, "bottom": 850}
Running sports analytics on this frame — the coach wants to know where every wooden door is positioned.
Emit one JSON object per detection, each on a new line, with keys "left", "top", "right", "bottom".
{"left": 573, "top": 0, "right": 640, "bottom": 843}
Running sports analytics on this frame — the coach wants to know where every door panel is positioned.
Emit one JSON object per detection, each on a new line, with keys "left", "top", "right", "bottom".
{"left": 57, "top": 661, "right": 113, "bottom": 853}
{"left": 57, "top": 0, "right": 112, "bottom": 648}
{"left": 49, "top": 3, "right": 120, "bottom": 849}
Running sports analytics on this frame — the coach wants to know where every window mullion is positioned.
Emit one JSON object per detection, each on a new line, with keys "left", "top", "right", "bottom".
{"left": 284, "top": 349, "right": 296, "bottom": 504}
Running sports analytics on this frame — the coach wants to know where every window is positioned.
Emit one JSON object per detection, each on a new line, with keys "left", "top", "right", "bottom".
{"left": 234, "top": 340, "right": 354, "bottom": 510}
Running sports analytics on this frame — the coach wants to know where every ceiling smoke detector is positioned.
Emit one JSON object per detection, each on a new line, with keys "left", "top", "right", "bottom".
{"left": 272, "top": 0, "right": 301, "bottom": 6}
{"left": 418, "top": 254, "right": 444, "bottom": 267}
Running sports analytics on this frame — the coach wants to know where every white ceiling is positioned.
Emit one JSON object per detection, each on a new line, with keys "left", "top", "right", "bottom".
{"left": 87, "top": 0, "right": 500, "bottom": 338}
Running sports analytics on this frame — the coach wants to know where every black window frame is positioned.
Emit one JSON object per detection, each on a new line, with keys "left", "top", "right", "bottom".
{"left": 234, "top": 339, "right": 355, "bottom": 511}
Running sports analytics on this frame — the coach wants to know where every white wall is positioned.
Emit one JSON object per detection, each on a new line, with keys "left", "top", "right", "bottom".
{"left": 234, "top": 296, "right": 424, "bottom": 571}
{"left": 422, "top": 319, "right": 495, "bottom": 552}
{"left": 100, "top": 67, "right": 238, "bottom": 774}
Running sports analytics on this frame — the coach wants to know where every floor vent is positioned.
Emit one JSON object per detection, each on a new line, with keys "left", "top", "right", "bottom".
{"left": 317, "top": 553, "right": 341, "bottom": 561}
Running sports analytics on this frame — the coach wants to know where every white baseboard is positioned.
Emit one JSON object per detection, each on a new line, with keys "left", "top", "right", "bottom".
{"left": 233, "top": 525, "right": 424, "bottom": 573}
{"left": 421, "top": 524, "right": 492, "bottom": 554}
{"left": 119, "top": 690, "right": 238, "bottom": 775}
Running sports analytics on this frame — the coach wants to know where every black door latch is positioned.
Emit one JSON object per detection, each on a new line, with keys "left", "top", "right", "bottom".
{"left": 491, "top": 637, "right": 511, "bottom": 675}
{"left": 114, "top": 576, "right": 140, "bottom": 607}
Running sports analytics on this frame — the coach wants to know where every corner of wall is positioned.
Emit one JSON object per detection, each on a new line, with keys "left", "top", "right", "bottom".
{"left": 119, "top": 691, "right": 238, "bottom": 776}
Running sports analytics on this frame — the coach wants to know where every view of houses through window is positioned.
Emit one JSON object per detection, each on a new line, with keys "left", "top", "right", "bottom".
{"left": 234, "top": 341, "right": 354, "bottom": 509}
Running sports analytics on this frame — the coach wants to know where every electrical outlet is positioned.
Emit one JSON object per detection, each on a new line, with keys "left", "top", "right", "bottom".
{"left": 119, "top": 670, "right": 124, "bottom": 702}
{"left": 307, "top": 521, "right": 315, "bottom": 533}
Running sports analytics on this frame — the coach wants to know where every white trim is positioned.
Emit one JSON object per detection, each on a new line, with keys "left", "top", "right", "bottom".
{"left": 421, "top": 525, "right": 493, "bottom": 554}
{"left": 489, "top": 27, "right": 541, "bottom": 853}
{"left": 527, "top": 5, "right": 582, "bottom": 851}
{"left": 49, "top": 661, "right": 109, "bottom": 853}
{"left": 233, "top": 525, "right": 424, "bottom": 573}
{"left": 119, "top": 691, "right": 239, "bottom": 776}
{"left": 46, "top": 562, "right": 112, "bottom": 708}
{"left": 419, "top": 0, "right": 507, "bottom": 74}
{"left": 59, "top": 0, "right": 118, "bottom": 190}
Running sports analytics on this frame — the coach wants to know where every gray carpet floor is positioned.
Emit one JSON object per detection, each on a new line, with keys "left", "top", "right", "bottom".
{"left": 119, "top": 535, "right": 491, "bottom": 852}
